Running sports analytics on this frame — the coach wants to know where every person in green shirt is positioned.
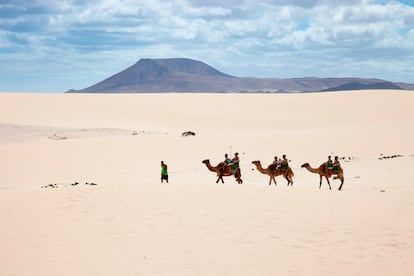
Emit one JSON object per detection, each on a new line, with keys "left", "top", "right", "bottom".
{"left": 280, "top": 154, "right": 289, "bottom": 170}
{"left": 223, "top": 153, "right": 232, "bottom": 174}
{"left": 326, "top": 155, "right": 334, "bottom": 169}
{"left": 224, "top": 154, "right": 232, "bottom": 165}
{"left": 231, "top": 152, "right": 241, "bottom": 176}
{"left": 332, "top": 156, "right": 340, "bottom": 173}
{"left": 161, "top": 161, "right": 169, "bottom": 183}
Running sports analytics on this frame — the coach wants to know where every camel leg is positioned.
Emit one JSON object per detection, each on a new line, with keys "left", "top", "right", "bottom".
{"left": 216, "top": 175, "right": 224, "bottom": 184}
{"left": 338, "top": 177, "right": 344, "bottom": 190}
{"left": 236, "top": 170, "right": 242, "bottom": 184}
{"left": 319, "top": 175, "right": 322, "bottom": 189}
{"left": 285, "top": 174, "right": 290, "bottom": 186}
{"left": 326, "top": 176, "right": 332, "bottom": 190}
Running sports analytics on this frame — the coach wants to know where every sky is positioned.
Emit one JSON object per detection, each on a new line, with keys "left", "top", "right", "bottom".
{"left": 1, "top": 0, "right": 413, "bottom": 93}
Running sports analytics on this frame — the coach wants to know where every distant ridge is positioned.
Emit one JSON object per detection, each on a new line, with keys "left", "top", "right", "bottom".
{"left": 67, "top": 58, "right": 414, "bottom": 93}
{"left": 321, "top": 81, "right": 402, "bottom": 92}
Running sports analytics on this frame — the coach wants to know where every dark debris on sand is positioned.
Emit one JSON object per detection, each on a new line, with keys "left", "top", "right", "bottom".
{"left": 41, "top": 182, "right": 98, "bottom": 188}
{"left": 378, "top": 154, "right": 403, "bottom": 160}
{"left": 182, "top": 131, "right": 196, "bottom": 137}
{"left": 339, "top": 156, "right": 355, "bottom": 162}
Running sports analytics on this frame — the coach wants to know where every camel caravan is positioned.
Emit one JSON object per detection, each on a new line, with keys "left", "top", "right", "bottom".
{"left": 202, "top": 154, "right": 345, "bottom": 190}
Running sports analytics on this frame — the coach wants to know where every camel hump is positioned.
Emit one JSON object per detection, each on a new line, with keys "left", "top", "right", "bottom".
{"left": 268, "top": 163, "right": 277, "bottom": 171}
{"left": 217, "top": 162, "right": 226, "bottom": 171}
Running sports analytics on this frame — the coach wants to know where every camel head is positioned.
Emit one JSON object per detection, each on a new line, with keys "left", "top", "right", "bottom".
{"left": 202, "top": 159, "right": 210, "bottom": 164}
{"left": 251, "top": 160, "right": 261, "bottom": 165}
{"left": 301, "top": 163, "right": 309, "bottom": 168}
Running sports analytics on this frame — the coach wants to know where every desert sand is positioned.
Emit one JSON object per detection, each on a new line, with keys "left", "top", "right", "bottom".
{"left": 0, "top": 90, "right": 413, "bottom": 275}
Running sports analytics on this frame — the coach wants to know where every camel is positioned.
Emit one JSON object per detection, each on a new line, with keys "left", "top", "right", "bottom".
{"left": 301, "top": 162, "right": 344, "bottom": 190}
{"left": 202, "top": 159, "right": 242, "bottom": 184}
{"left": 251, "top": 160, "right": 294, "bottom": 186}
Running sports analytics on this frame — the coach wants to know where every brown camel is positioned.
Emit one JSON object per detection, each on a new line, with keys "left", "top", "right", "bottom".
{"left": 202, "top": 159, "right": 242, "bottom": 184}
{"left": 301, "top": 163, "right": 344, "bottom": 190}
{"left": 251, "top": 160, "right": 294, "bottom": 186}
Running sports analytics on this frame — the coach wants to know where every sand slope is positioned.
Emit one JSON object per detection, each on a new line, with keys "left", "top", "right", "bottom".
{"left": 0, "top": 91, "right": 413, "bottom": 275}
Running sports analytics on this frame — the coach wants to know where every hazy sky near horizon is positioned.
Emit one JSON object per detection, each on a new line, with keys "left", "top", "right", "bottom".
{"left": 1, "top": 0, "right": 413, "bottom": 92}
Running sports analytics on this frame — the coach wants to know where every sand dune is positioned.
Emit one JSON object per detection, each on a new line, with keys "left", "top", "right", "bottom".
{"left": 0, "top": 91, "right": 413, "bottom": 275}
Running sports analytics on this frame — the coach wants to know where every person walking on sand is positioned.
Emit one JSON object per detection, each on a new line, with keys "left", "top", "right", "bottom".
{"left": 161, "top": 161, "right": 169, "bottom": 183}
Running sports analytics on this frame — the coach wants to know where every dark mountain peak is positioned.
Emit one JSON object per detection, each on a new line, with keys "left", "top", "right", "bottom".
{"left": 146, "top": 58, "right": 234, "bottom": 78}
{"left": 71, "top": 58, "right": 235, "bottom": 92}
{"left": 126, "top": 58, "right": 171, "bottom": 82}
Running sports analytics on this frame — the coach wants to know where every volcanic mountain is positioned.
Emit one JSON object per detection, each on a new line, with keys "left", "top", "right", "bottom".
{"left": 67, "top": 58, "right": 412, "bottom": 93}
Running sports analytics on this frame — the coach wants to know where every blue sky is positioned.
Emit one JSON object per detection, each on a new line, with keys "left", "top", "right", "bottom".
{"left": 1, "top": 0, "right": 413, "bottom": 92}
